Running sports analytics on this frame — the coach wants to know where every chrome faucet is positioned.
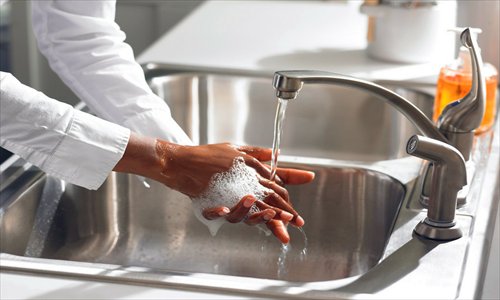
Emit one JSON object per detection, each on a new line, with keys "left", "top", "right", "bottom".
{"left": 271, "top": 28, "right": 484, "bottom": 241}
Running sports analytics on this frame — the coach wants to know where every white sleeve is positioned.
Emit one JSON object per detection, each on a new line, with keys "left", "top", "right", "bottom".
{"left": 30, "top": 0, "right": 192, "bottom": 145}
{"left": 0, "top": 72, "right": 130, "bottom": 190}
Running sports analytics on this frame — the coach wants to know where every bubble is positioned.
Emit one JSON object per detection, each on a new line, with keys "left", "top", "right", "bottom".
{"left": 191, "top": 157, "right": 272, "bottom": 236}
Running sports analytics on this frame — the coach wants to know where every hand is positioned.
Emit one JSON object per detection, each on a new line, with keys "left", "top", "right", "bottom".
{"left": 114, "top": 133, "right": 315, "bottom": 243}
{"left": 201, "top": 197, "right": 298, "bottom": 244}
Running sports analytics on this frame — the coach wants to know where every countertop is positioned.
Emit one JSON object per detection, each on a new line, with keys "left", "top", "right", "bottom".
{"left": 136, "top": 0, "right": 455, "bottom": 82}
{"left": 2, "top": 1, "right": 497, "bottom": 299}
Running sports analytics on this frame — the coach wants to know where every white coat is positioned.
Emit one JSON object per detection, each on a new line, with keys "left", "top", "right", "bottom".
{"left": 0, "top": 0, "right": 192, "bottom": 190}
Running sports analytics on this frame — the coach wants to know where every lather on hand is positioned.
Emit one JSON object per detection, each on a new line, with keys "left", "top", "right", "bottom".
{"left": 114, "top": 133, "right": 315, "bottom": 244}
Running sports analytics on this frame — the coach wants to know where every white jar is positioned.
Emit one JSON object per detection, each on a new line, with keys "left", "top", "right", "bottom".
{"left": 360, "top": 2, "right": 456, "bottom": 64}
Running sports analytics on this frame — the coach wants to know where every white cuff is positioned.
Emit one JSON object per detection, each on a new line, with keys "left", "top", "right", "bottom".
{"left": 43, "top": 110, "right": 130, "bottom": 190}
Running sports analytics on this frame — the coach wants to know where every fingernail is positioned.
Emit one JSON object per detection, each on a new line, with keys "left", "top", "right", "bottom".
{"left": 219, "top": 207, "right": 230, "bottom": 216}
{"left": 296, "top": 215, "right": 305, "bottom": 226}
{"left": 243, "top": 196, "right": 255, "bottom": 208}
{"left": 263, "top": 211, "right": 275, "bottom": 221}
{"left": 281, "top": 211, "right": 294, "bottom": 221}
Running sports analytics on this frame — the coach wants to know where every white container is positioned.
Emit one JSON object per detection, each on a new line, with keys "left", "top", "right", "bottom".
{"left": 360, "top": 2, "right": 456, "bottom": 64}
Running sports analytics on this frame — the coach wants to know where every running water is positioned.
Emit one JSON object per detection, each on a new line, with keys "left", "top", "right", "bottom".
{"left": 270, "top": 97, "right": 309, "bottom": 278}
{"left": 298, "top": 227, "right": 308, "bottom": 261}
{"left": 270, "top": 98, "right": 289, "bottom": 181}
{"left": 277, "top": 243, "right": 291, "bottom": 278}
{"left": 276, "top": 227, "right": 309, "bottom": 278}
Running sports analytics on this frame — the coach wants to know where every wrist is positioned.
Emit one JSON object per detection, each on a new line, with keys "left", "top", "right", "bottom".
{"left": 154, "top": 138, "right": 185, "bottom": 187}
{"left": 113, "top": 132, "right": 163, "bottom": 180}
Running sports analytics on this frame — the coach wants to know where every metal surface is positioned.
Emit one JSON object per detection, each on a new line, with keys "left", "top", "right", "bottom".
{"left": 0, "top": 66, "right": 498, "bottom": 299}
{"left": 438, "top": 28, "right": 486, "bottom": 136}
{"left": 0, "top": 163, "right": 404, "bottom": 282}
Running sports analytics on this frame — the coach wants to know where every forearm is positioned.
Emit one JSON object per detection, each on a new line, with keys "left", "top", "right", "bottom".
{"left": 113, "top": 134, "right": 215, "bottom": 197}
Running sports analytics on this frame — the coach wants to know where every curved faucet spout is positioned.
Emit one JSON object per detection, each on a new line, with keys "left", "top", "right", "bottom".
{"left": 272, "top": 70, "right": 448, "bottom": 143}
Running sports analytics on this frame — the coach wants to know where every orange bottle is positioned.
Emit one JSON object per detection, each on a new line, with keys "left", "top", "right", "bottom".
{"left": 433, "top": 30, "right": 498, "bottom": 135}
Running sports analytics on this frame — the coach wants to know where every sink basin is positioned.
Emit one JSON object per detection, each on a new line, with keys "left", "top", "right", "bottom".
{"left": 0, "top": 162, "right": 404, "bottom": 282}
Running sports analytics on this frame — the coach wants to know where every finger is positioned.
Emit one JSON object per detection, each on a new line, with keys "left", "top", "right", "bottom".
{"left": 243, "top": 156, "right": 273, "bottom": 178}
{"left": 237, "top": 145, "right": 272, "bottom": 161}
{"left": 259, "top": 178, "right": 290, "bottom": 202}
{"left": 244, "top": 156, "right": 285, "bottom": 185}
{"left": 255, "top": 200, "right": 294, "bottom": 223}
{"left": 202, "top": 206, "right": 230, "bottom": 220}
{"left": 266, "top": 220, "right": 290, "bottom": 244}
{"left": 262, "top": 193, "right": 305, "bottom": 227}
{"left": 226, "top": 195, "right": 256, "bottom": 223}
{"left": 244, "top": 209, "right": 276, "bottom": 226}
{"left": 263, "top": 191, "right": 296, "bottom": 216}
{"left": 275, "top": 168, "right": 315, "bottom": 185}
{"left": 262, "top": 164, "right": 285, "bottom": 186}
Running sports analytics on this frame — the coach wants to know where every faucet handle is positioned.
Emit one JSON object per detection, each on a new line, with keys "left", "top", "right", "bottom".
{"left": 406, "top": 135, "right": 466, "bottom": 241}
{"left": 437, "top": 27, "right": 487, "bottom": 161}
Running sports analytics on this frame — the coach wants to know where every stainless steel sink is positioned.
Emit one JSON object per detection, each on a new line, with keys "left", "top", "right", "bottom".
{"left": 1, "top": 162, "right": 404, "bottom": 282}
{"left": 2, "top": 66, "right": 497, "bottom": 299}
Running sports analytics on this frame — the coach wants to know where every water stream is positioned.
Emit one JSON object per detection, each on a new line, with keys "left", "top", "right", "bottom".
{"left": 270, "top": 97, "right": 309, "bottom": 278}
{"left": 270, "top": 98, "right": 288, "bottom": 181}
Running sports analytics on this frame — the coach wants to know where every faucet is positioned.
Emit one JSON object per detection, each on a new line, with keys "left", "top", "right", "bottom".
{"left": 420, "top": 27, "right": 486, "bottom": 207}
{"left": 271, "top": 28, "right": 484, "bottom": 241}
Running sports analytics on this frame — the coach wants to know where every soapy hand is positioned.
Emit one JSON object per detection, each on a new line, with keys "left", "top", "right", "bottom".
{"left": 114, "top": 133, "right": 315, "bottom": 244}
{"left": 202, "top": 195, "right": 301, "bottom": 244}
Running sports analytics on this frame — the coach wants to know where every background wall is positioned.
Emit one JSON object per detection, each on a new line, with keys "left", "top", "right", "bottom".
{"left": 456, "top": 0, "right": 500, "bottom": 72}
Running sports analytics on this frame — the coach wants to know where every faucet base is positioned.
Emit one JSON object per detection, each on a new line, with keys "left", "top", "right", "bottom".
{"left": 414, "top": 219, "right": 463, "bottom": 241}
{"left": 420, "top": 192, "right": 466, "bottom": 208}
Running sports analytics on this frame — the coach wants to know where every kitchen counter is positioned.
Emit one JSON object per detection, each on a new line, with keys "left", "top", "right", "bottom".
{"left": 1, "top": 1, "right": 498, "bottom": 299}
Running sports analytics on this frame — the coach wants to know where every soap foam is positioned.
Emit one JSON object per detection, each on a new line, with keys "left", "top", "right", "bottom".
{"left": 192, "top": 157, "right": 272, "bottom": 236}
